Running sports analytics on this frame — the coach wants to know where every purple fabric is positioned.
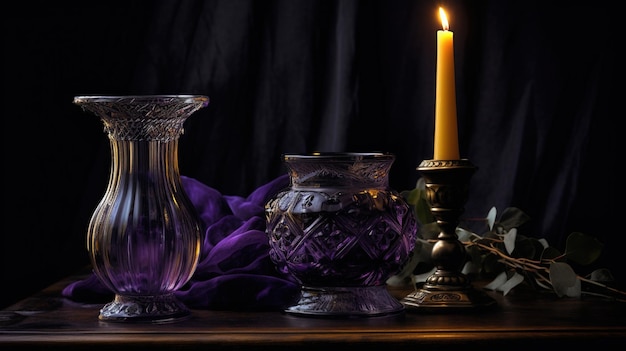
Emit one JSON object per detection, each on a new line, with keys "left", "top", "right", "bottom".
{"left": 62, "top": 174, "right": 300, "bottom": 311}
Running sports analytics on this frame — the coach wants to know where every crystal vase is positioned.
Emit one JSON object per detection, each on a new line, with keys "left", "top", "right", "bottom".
{"left": 265, "top": 152, "right": 417, "bottom": 317}
{"left": 73, "top": 95, "right": 208, "bottom": 323}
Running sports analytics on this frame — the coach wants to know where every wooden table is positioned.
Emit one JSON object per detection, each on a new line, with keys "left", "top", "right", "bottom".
{"left": 1, "top": 271, "right": 625, "bottom": 350}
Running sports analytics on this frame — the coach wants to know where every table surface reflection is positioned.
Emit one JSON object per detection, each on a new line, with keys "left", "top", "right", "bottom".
{"left": 1, "top": 271, "right": 625, "bottom": 350}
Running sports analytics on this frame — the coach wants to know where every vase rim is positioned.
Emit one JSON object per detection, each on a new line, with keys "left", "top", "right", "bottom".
{"left": 73, "top": 95, "right": 209, "bottom": 105}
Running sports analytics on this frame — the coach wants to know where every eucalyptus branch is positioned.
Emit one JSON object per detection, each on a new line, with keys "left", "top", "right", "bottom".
{"left": 398, "top": 188, "right": 625, "bottom": 301}
{"left": 464, "top": 239, "right": 626, "bottom": 301}
{"left": 466, "top": 240, "right": 550, "bottom": 273}
{"left": 577, "top": 276, "right": 626, "bottom": 300}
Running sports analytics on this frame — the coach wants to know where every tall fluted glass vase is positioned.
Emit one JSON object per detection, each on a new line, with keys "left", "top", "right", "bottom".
{"left": 73, "top": 95, "right": 209, "bottom": 323}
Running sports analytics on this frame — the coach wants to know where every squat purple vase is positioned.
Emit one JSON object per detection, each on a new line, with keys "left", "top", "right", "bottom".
{"left": 265, "top": 152, "right": 417, "bottom": 317}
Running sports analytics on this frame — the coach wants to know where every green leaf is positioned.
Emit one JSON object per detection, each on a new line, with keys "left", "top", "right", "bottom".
{"left": 481, "top": 251, "right": 503, "bottom": 274}
{"left": 549, "top": 262, "right": 581, "bottom": 297}
{"left": 512, "top": 237, "right": 543, "bottom": 260}
{"left": 419, "top": 222, "right": 441, "bottom": 240}
{"left": 541, "top": 246, "right": 564, "bottom": 262}
{"left": 462, "top": 260, "right": 479, "bottom": 275}
{"left": 412, "top": 238, "right": 435, "bottom": 263}
{"left": 565, "top": 232, "right": 603, "bottom": 265}
{"left": 415, "top": 198, "right": 434, "bottom": 226}
{"left": 497, "top": 272, "right": 525, "bottom": 296}
{"left": 465, "top": 244, "right": 484, "bottom": 271}
{"left": 503, "top": 228, "right": 517, "bottom": 254}
{"left": 498, "top": 207, "right": 531, "bottom": 231}
{"left": 401, "top": 188, "right": 421, "bottom": 206}
{"left": 484, "top": 271, "right": 524, "bottom": 296}
{"left": 589, "top": 268, "right": 614, "bottom": 282}
{"left": 484, "top": 271, "right": 508, "bottom": 291}
{"left": 456, "top": 227, "right": 474, "bottom": 242}
{"left": 486, "top": 206, "right": 497, "bottom": 231}
{"left": 401, "top": 186, "right": 434, "bottom": 226}
{"left": 413, "top": 267, "right": 436, "bottom": 283}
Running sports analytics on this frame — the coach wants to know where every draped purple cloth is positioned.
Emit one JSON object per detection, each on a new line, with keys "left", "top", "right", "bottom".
{"left": 61, "top": 174, "right": 300, "bottom": 311}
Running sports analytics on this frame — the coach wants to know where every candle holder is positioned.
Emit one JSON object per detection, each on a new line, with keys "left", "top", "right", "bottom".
{"left": 401, "top": 159, "right": 496, "bottom": 311}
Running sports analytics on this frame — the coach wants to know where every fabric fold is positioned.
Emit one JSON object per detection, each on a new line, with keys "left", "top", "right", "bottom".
{"left": 62, "top": 174, "right": 299, "bottom": 311}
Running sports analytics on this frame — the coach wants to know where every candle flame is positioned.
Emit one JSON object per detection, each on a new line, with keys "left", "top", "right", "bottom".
{"left": 439, "top": 7, "right": 449, "bottom": 31}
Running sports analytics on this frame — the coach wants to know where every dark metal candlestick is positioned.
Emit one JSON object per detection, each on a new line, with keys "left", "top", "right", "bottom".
{"left": 402, "top": 159, "right": 496, "bottom": 311}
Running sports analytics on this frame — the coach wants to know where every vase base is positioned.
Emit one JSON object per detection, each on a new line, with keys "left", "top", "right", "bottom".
{"left": 98, "top": 294, "right": 191, "bottom": 323}
{"left": 285, "top": 285, "right": 405, "bottom": 318}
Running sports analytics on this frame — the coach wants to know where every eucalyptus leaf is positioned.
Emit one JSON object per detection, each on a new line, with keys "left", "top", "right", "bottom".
{"left": 541, "top": 246, "right": 564, "bottom": 262}
{"left": 413, "top": 238, "right": 435, "bottom": 264}
{"left": 415, "top": 176, "right": 425, "bottom": 190}
{"left": 419, "top": 222, "right": 441, "bottom": 240}
{"left": 491, "top": 272, "right": 525, "bottom": 296}
{"left": 498, "top": 207, "right": 531, "bottom": 230}
{"left": 386, "top": 273, "right": 412, "bottom": 287}
{"left": 589, "top": 268, "right": 614, "bottom": 282}
{"left": 386, "top": 261, "right": 417, "bottom": 287}
{"left": 481, "top": 252, "right": 503, "bottom": 274}
{"left": 456, "top": 227, "right": 474, "bottom": 242}
{"left": 400, "top": 189, "right": 418, "bottom": 205}
{"left": 484, "top": 271, "right": 508, "bottom": 291}
{"left": 565, "top": 232, "right": 603, "bottom": 266}
{"left": 563, "top": 279, "right": 581, "bottom": 297}
{"left": 465, "top": 244, "right": 484, "bottom": 268}
{"left": 512, "top": 237, "right": 544, "bottom": 260}
{"left": 387, "top": 238, "right": 434, "bottom": 286}
{"left": 486, "top": 206, "right": 497, "bottom": 231}
{"left": 549, "top": 262, "right": 580, "bottom": 297}
{"left": 403, "top": 177, "right": 434, "bottom": 226}
{"left": 413, "top": 267, "right": 436, "bottom": 283}
{"left": 462, "top": 260, "right": 479, "bottom": 275}
{"left": 397, "top": 187, "right": 622, "bottom": 298}
{"left": 414, "top": 196, "right": 434, "bottom": 226}
{"left": 503, "top": 228, "right": 517, "bottom": 254}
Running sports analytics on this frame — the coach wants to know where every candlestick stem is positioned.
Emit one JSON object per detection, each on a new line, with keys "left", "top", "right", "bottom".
{"left": 401, "top": 159, "right": 496, "bottom": 311}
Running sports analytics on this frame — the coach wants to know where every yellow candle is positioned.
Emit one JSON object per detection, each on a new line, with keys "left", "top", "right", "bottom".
{"left": 434, "top": 7, "right": 460, "bottom": 160}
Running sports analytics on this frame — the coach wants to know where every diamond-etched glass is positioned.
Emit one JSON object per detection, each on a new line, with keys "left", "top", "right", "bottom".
{"left": 265, "top": 152, "right": 417, "bottom": 317}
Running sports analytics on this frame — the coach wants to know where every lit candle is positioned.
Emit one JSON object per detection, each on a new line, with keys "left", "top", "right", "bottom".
{"left": 433, "top": 7, "right": 460, "bottom": 160}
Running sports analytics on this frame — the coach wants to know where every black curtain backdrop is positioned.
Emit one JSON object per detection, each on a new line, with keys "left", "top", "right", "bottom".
{"left": 2, "top": 0, "right": 620, "bottom": 308}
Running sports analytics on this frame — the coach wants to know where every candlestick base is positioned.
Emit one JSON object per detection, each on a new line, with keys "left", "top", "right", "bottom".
{"left": 401, "top": 159, "right": 496, "bottom": 312}
{"left": 402, "top": 278, "right": 496, "bottom": 311}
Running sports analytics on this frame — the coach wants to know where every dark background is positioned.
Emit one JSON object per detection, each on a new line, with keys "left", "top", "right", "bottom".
{"left": 2, "top": 0, "right": 620, "bottom": 308}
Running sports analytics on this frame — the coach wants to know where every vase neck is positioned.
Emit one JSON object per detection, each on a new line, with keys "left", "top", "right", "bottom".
{"left": 287, "top": 159, "right": 393, "bottom": 189}
{"left": 109, "top": 140, "right": 181, "bottom": 180}
{"left": 102, "top": 117, "right": 187, "bottom": 142}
